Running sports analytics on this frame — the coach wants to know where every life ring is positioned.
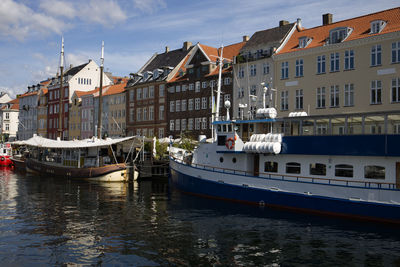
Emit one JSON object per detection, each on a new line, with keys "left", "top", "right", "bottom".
{"left": 0, "top": 157, "right": 4, "bottom": 161}
{"left": 225, "top": 137, "right": 235, "bottom": 149}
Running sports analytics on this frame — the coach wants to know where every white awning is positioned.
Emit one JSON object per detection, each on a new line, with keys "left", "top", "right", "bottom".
{"left": 15, "top": 135, "right": 148, "bottom": 149}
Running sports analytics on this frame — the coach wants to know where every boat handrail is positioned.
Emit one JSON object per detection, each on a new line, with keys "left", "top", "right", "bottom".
{"left": 170, "top": 156, "right": 398, "bottom": 190}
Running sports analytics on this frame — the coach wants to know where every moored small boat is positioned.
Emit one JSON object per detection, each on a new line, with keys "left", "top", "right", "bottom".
{"left": 0, "top": 143, "right": 13, "bottom": 167}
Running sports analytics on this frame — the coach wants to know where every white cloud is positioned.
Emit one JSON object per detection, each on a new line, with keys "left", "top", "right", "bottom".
{"left": 0, "top": 0, "right": 68, "bottom": 41}
{"left": 132, "top": 0, "right": 166, "bottom": 14}
{"left": 39, "top": 0, "right": 76, "bottom": 19}
{"left": 78, "top": 0, "right": 127, "bottom": 26}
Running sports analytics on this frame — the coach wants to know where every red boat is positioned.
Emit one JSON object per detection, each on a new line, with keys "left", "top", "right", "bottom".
{"left": 0, "top": 143, "right": 13, "bottom": 167}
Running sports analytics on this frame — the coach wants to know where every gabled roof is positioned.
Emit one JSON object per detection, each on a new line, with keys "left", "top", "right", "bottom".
{"left": 1, "top": 98, "right": 19, "bottom": 110}
{"left": 102, "top": 82, "right": 127, "bottom": 97}
{"left": 240, "top": 23, "right": 295, "bottom": 51}
{"left": 141, "top": 47, "right": 193, "bottom": 73}
{"left": 64, "top": 62, "right": 89, "bottom": 77}
{"left": 277, "top": 7, "right": 400, "bottom": 55}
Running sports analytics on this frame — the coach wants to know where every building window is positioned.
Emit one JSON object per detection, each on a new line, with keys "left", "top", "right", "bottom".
{"left": 316, "top": 124, "right": 327, "bottom": 135}
{"left": 281, "top": 62, "right": 288, "bottom": 79}
{"left": 371, "top": 80, "right": 382, "bottom": 104}
{"left": 310, "top": 163, "right": 326, "bottom": 176}
{"left": 250, "top": 85, "right": 257, "bottom": 96}
{"left": 330, "top": 85, "right": 339, "bottom": 107}
{"left": 188, "top": 99, "right": 194, "bottom": 111}
{"left": 364, "top": 165, "right": 385, "bottom": 179}
{"left": 224, "top": 94, "right": 230, "bottom": 102}
{"left": 195, "top": 118, "right": 201, "bottom": 130}
{"left": 5, "top": 112, "right": 9, "bottom": 119}
{"left": 143, "top": 87, "right": 148, "bottom": 99}
{"left": 238, "top": 87, "right": 244, "bottom": 98}
{"left": 143, "top": 108, "right": 147, "bottom": 121}
{"left": 295, "top": 89, "right": 303, "bottom": 109}
{"left": 201, "top": 117, "right": 207, "bottom": 130}
{"left": 224, "top": 77, "right": 231, "bottom": 85}
{"left": 159, "top": 84, "right": 165, "bottom": 97}
{"left": 250, "top": 64, "right": 256, "bottom": 76}
{"left": 295, "top": 59, "right": 303, "bottom": 77}
{"left": 149, "top": 106, "right": 154, "bottom": 120}
{"left": 330, "top": 53, "right": 339, "bottom": 72}
{"left": 195, "top": 98, "right": 200, "bottom": 110}
{"left": 281, "top": 91, "right": 288, "bottom": 111}
{"left": 329, "top": 27, "right": 351, "bottom": 44}
{"left": 175, "top": 119, "right": 180, "bottom": 131}
{"left": 335, "top": 164, "right": 353, "bottom": 177}
{"left": 392, "top": 78, "right": 400, "bottom": 103}
{"left": 137, "top": 88, "right": 142, "bottom": 100}
{"left": 170, "top": 101, "right": 175, "bottom": 112}
{"left": 286, "top": 162, "right": 301, "bottom": 174}
{"left": 129, "top": 108, "right": 134, "bottom": 122}
{"left": 263, "top": 63, "right": 270, "bottom": 75}
{"left": 264, "top": 161, "right": 278, "bottom": 172}
{"left": 189, "top": 83, "right": 194, "bottom": 91}
{"left": 344, "top": 50, "right": 354, "bottom": 70}
{"left": 201, "top": 97, "right": 207, "bottom": 109}
{"left": 159, "top": 105, "right": 164, "bottom": 120}
{"left": 188, "top": 118, "right": 193, "bottom": 130}
{"left": 316, "top": 87, "right": 326, "bottom": 108}
{"left": 176, "top": 100, "right": 181, "bottom": 112}
{"left": 181, "top": 119, "right": 186, "bottom": 131}
{"left": 149, "top": 86, "right": 154, "bottom": 98}
{"left": 344, "top": 83, "right": 354, "bottom": 107}
{"left": 202, "top": 81, "right": 207, "bottom": 88}
{"left": 370, "top": 20, "right": 386, "bottom": 34}
{"left": 195, "top": 81, "right": 200, "bottom": 92}
{"left": 371, "top": 45, "right": 382, "bottom": 66}
{"left": 170, "top": 120, "right": 174, "bottom": 131}
{"left": 137, "top": 108, "right": 142, "bottom": 121}
{"left": 175, "top": 85, "right": 181, "bottom": 93}
{"left": 299, "top": 36, "right": 311, "bottom": 48}
{"left": 158, "top": 128, "right": 164, "bottom": 138}
{"left": 181, "top": 99, "right": 187, "bottom": 111}
{"left": 238, "top": 67, "right": 244, "bottom": 78}
{"left": 392, "top": 42, "right": 400, "bottom": 63}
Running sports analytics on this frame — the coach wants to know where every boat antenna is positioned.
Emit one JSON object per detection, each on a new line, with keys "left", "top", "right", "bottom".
{"left": 58, "top": 36, "right": 64, "bottom": 140}
{"left": 97, "top": 41, "right": 104, "bottom": 139}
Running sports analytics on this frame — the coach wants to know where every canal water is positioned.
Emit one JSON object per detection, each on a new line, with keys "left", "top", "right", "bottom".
{"left": 1, "top": 167, "right": 400, "bottom": 266}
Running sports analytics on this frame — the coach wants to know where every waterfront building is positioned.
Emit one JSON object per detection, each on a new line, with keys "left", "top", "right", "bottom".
{"left": 167, "top": 40, "right": 246, "bottom": 139}
{"left": 18, "top": 84, "right": 41, "bottom": 140}
{"left": 101, "top": 80, "right": 128, "bottom": 138}
{"left": 232, "top": 21, "right": 296, "bottom": 125}
{"left": 47, "top": 60, "right": 112, "bottom": 140}
{"left": 0, "top": 98, "right": 19, "bottom": 141}
{"left": 37, "top": 82, "right": 50, "bottom": 138}
{"left": 69, "top": 91, "right": 86, "bottom": 140}
{"left": 0, "top": 92, "right": 12, "bottom": 107}
{"left": 125, "top": 42, "right": 193, "bottom": 138}
{"left": 273, "top": 8, "right": 400, "bottom": 135}
{"left": 79, "top": 89, "right": 98, "bottom": 139}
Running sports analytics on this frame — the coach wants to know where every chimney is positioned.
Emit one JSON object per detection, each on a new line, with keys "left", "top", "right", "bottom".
{"left": 242, "top": 35, "right": 249, "bottom": 42}
{"left": 183, "top": 41, "right": 192, "bottom": 51}
{"left": 165, "top": 46, "right": 170, "bottom": 53}
{"left": 296, "top": 18, "right": 302, "bottom": 30}
{"left": 279, "top": 20, "right": 289, "bottom": 27}
{"left": 69, "top": 64, "right": 73, "bottom": 69}
{"left": 323, "top": 13, "right": 332, "bottom": 25}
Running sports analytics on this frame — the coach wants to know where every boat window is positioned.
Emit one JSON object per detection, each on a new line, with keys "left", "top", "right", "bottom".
{"left": 232, "top": 157, "right": 237, "bottom": 163}
{"left": 286, "top": 162, "right": 301, "bottom": 174}
{"left": 217, "top": 125, "right": 222, "bottom": 132}
{"left": 310, "top": 163, "right": 326, "bottom": 176}
{"left": 264, "top": 161, "right": 278, "bottom": 173}
{"left": 335, "top": 164, "right": 353, "bottom": 178}
{"left": 364, "top": 165, "right": 385, "bottom": 179}
{"left": 228, "top": 125, "right": 232, "bottom": 132}
{"left": 219, "top": 157, "right": 224, "bottom": 163}
{"left": 217, "top": 135, "right": 226, "bottom": 146}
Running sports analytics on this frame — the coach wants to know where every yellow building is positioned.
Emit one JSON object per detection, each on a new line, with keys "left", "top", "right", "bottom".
{"left": 69, "top": 91, "right": 85, "bottom": 140}
{"left": 273, "top": 8, "right": 400, "bottom": 135}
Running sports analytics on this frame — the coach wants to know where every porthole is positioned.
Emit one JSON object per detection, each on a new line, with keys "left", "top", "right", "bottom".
{"left": 219, "top": 157, "right": 224, "bottom": 163}
{"left": 232, "top": 157, "right": 237, "bottom": 163}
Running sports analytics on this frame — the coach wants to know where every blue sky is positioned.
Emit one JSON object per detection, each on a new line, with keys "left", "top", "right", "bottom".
{"left": 0, "top": 0, "right": 398, "bottom": 98}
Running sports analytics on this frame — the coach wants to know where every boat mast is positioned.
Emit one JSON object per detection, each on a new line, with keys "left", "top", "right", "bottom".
{"left": 97, "top": 41, "right": 104, "bottom": 139}
{"left": 58, "top": 36, "right": 64, "bottom": 140}
{"left": 215, "top": 45, "right": 224, "bottom": 122}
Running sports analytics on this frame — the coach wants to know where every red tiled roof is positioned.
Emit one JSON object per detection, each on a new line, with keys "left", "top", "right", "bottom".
{"left": 102, "top": 82, "right": 127, "bottom": 96}
{"left": 278, "top": 7, "right": 400, "bottom": 54}
{"left": 1, "top": 98, "right": 19, "bottom": 110}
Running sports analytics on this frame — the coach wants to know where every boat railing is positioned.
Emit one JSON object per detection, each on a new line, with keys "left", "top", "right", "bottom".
{"left": 171, "top": 156, "right": 399, "bottom": 190}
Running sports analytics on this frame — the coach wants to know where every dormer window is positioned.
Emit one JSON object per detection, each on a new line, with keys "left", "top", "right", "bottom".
{"left": 143, "top": 71, "right": 152, "bottom": 81}
{"left": 299, "top": 37, "right": 312, "bottom": 48}
{"left": 153, "top": 69, "right": 163, "bottom": 79}
{"left": 370, "top": 20, "right": 386, "bottom": 34}
{"left": 329, "top": 27, "right": 352, "bottom": 44}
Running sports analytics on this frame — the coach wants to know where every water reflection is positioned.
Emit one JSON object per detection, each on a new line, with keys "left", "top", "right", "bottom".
{"left": 0, "top": 170, "right": 399, "bottom": 266}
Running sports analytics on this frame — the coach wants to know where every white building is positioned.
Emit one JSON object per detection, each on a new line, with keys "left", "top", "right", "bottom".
{"left": 0, "top": 98, "right": 19, "bottom": 141}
